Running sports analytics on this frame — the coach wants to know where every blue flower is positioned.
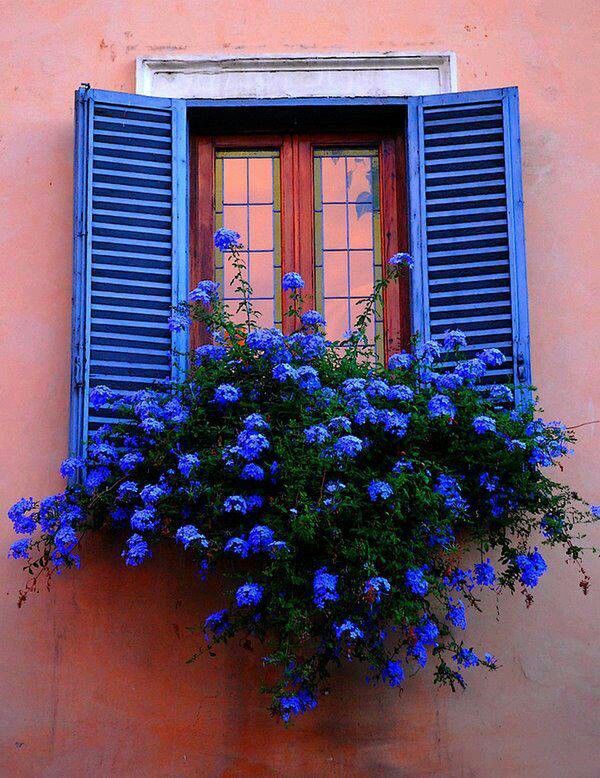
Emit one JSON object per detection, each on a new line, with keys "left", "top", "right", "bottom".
{"left": 54, "top": 525, "right": 78, "bottom": 556}
{"left": 293, "top": 332, "right": 327, "bottom": 361}
{"left": 474, "top": 559, "right": 496, "bottom": 586}
{"left": 224, "top": 536, "right": 250, "bottom": 558}
{"left": 407, "top": 641, "right": 428, "bottom": 667}
{"left": 8, "top": 497, "right": 36, "bottom": 534}
{"left": 313, "top": 567, "right": 339, "bottom": 609}
{"left": 388, "top": 252, "right": 414, "bottom": 269}
{"left": 454, "top": 647, "right": 479, "bottom": 667}
{"left": 213, "top": 384, "right": 241, "bottom": 407}
{"left": 122, "top": 534, "right": 152, "bottom": 566}
{"left": 455, "top": 358, "right": 486, "bottom": 383}
{"left": 244, "top": 413, "right": 269, "bottom": 432}
{"left": 381, "top": 659, "right": 405, "bottom": 686}
{"left": 60, "top": 456, "right": 84, "bottom": 479}
{"left": 195, "top": 343, "right": 227, "bottom": 365}
{"left": 8, "top": 538, "right": 30, "bottom": 560}
{"left": 304, "top": 425, "right": 330, "bottom": 445}
{"left": 248, "top": 525, "right": 275, "bottom": 553}
{"left": 327, "top": 416, "right": 352, "bottom": 434}
{"left": 279, "top": 690, "right": 317, "bottom": 722}
{"left": 247, "top": 327, "right": 286, "bottom": 354}
{"left": 334, "top": 620, "right": 364, "bottom": 641}
{"left": 204, "top": 608, "right": 229, "bottom": 637}
{"left": 214, "top": 227, "right": 241, "bottom": 251}
{"left": 178, "top": 453, "right": 201, "bottom": 478}
{"left": 89, "top": 385, "right": 114, "bottom": 410}
{"left": 388, "top": 352, "right": 413, "bottom": 370}
{"left": 425, "top": 523, "right": 455, "bottom": 549}
{"left": 282, "top": 272, "right": 305, "bottom": 291}
{"left": 446, "top": 597, "right": 467, "bottom": 629}
{"left": 364, "top": 576, "right": 391, "bottom": 602}
{"left": 415, "top": 616, "right": 439, "bottom": 646}
{"left": 387, "top": 384, "right": 414, "bottom": 402}
{"left": 590, "top": 505, "right": 600, "bottom": 519}
{"left": 489, "top": 384, "right": 513, "bottom": 404}
{"left": 473, "top": 415, "right": 497, "bottom": 434}
{"left": 296, "top": 365, "right": 321, "bottom": 394}
{"left": 223, "top": 495, "right": 248, "bottom": 514}
{"left": 515, "top": 548, "right": 547, "bottom": 587}
{"left": 117, "top": 481, "right": 138, "bottom": 500}
{"left": 435, "top": 474, "right": 468, "bottom": 514}
{"left": 333, "top": 435, "right": 363, "bottom": 458}
{"left": 130, "top": 508, "right": 158, "bottom": 532}
{"left": 273, "top": 363, "right": 298, "bottom": 383}
{"left": 111, "top": 506, "right": 129, "bottom": 523}
{"left": 88, "top": 442, "right": 118, "bottom": 465}
{"left": 376, "top": 409, "right": 410, "bottom": 437}
{"left": 418, "top": 340, "right": 442, "bottom": 363}
{"left": 427, "top": 394, "right": 456, "bottom": 419}
{"left": 393, "top": 459, "right": 414, "bottom": 473}
{"left": 368, "top": 480, "right": 394, "bottom": 502}
{"left": 405, "top": 566, "right": 429, "bottom": 596}
{"left": 479, "top": 348, "right": 505, "bottom": 367}
{"left": 168, "top": 310, "right": 192, "bottom": 332}
{"left": 189, "top": 279, "right": 220, "bottom": 305}
{"left": 235, "top": 582, "right": 264, "bottom": 608}
{"left": 175, "top": 524, "right": 207, "bottom": 550}
{"left": 140, "top": 484, "right": 168, "bottom": 506}
{"left": 85, "top": 466, "right": 111, "bottom": 491}
{"left": 246, "top": 495, "right": 264, "bottom": 511}
{"left": 241, "top": 463, "right": 264, "bottom": 481}
{"left": 119, "top": 451, "right": 144, "bottom": 473}
{"left": 442, "top": 330, "right": 467, "bottom": 351}
{"left": 435, "top": 372, "right": 464, "bottom": 392}
{"left": 236, "top": 431, "right": 270, "bottom": 461}
{"left": 140, "top": 417, "right": 165, "bottom": 435}
{"left": 301, "top": 309, "right": 326, "bottom": 328}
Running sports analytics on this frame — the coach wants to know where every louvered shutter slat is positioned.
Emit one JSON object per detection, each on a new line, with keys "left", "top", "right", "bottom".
{"left": 70, "top": 88, "right": 188, "bottom": 455}
{"left": 408, "top": 87, "right": 531, "bottom": 398}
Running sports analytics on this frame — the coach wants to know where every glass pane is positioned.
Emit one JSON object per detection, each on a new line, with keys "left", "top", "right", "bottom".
{"left": 349, "top": 250, "right": 375, "bottom": 297}
{"left": 324, "top": 298, "right": 349, "bottom": 341}
{"left": 223, "top": 157, "right": 247, "bottom": 203}
{"left": 249, "top": 157, "right": 273, "bottom": 202}
{"left": 314, "top": 148, "right": 381, "bottom": 347}
{"left": 215, "top": 151, "right": 281, "bottom": 328}
{"left": 323, "top": 250, "right": 348, "bottom": 298}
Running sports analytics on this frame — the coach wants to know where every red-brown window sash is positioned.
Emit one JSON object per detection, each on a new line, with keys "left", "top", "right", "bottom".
{"left": 190, "top": 131, "right": 410, "bottom": 356}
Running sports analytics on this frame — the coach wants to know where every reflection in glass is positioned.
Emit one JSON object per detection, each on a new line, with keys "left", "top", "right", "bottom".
{"left": 314, "top": 149, "right": 381, "bottom": 348}
{"left": 214, "top": 150, "right": 281, "bottom": 327}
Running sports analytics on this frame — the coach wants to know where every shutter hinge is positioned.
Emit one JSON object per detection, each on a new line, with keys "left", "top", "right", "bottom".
{"left": 516, "top": 352, "right": 526, "bottom": 382}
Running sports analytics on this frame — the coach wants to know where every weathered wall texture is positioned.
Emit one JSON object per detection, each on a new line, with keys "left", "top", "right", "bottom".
{"left": 1, "top": 1, "right": 599, "bottom": 775}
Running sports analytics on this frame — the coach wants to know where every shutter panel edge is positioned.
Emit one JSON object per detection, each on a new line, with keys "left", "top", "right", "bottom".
{"left": 69, "top": 87, "right": 188, "bottom": 458}
{"left": 408, "top": 86, "right": 532, "bottom": 405}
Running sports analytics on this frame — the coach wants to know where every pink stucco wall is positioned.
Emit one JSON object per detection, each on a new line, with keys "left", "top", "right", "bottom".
{"left": 1, "top": 1, "right": 599, "bottom": 775}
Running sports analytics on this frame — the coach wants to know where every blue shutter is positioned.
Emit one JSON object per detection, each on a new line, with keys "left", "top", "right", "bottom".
{"left": 408, "top": 87, "right": 531, "bottom": 399}
{"left": 70, "top": 87, "right": 188, "bottom": 456}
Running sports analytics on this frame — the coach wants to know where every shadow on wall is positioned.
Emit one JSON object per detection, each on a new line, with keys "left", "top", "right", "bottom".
{"left": 3, "top": 532, "right": 450, "bottom": 775}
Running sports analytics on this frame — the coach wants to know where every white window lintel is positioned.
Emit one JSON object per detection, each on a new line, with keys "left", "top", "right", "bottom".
{"left": 136, "top": 52, "right": 457, "bottom": 100}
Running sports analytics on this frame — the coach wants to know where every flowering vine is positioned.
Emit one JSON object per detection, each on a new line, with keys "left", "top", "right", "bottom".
{"left": 7, "top": 227, "right": 599, "bottom": 723}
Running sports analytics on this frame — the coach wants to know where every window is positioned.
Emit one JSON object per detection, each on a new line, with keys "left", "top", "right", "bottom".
{"left": 191, "top": 115, "right": 410, "bottom": 355}
{"left": 70, "top": 87, "right": 530, "bottom": 454}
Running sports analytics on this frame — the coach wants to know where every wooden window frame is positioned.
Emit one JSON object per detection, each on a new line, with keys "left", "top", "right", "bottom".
{"left": 190, "top": 129, "right": 410, "bottom": 356}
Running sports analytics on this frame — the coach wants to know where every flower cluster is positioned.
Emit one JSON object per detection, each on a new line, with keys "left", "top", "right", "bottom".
{"left": 8, "top": 229, "right": 596, "bottom": 725}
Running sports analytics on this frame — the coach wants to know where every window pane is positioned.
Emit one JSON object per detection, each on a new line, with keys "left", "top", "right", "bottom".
{"left": 215, "top": 151, "right": 281, "bottom": 328}
{"left": 314, "top": 148, "right": 381, "bottom": 347}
